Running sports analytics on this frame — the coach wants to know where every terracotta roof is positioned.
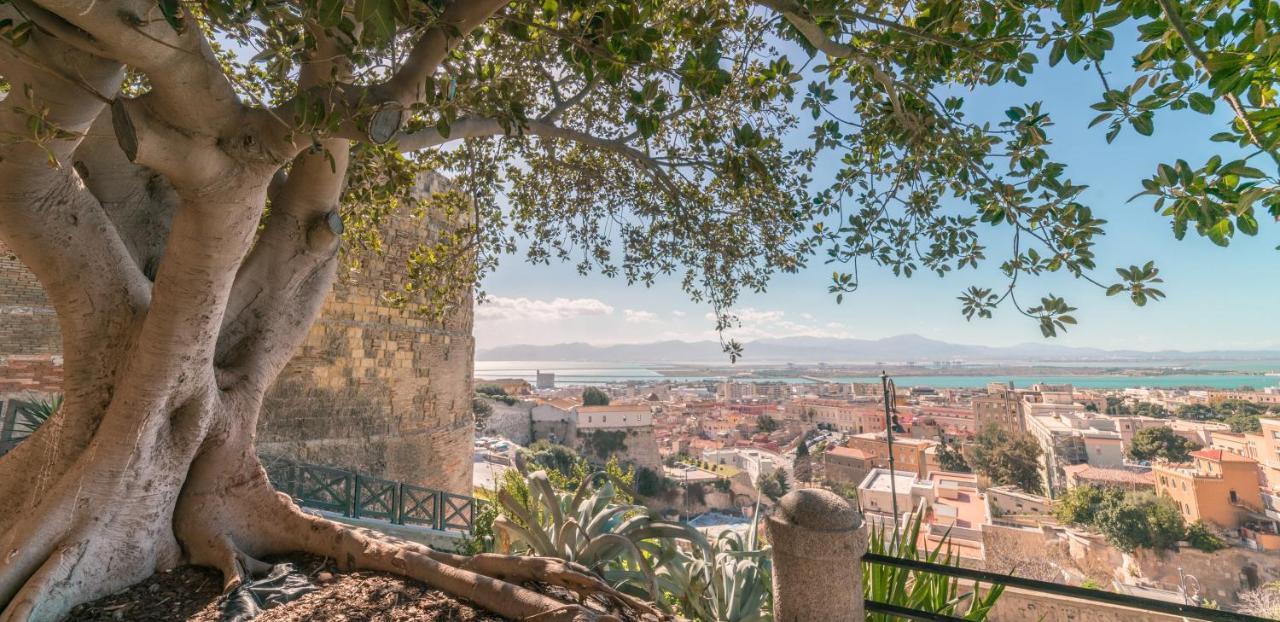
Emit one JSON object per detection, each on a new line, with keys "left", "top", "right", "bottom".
{"left": 578, "top": 404, "right": 651, "bottom": 413}
{"left": 1062, "top": 463, "right": 1154, "bottom": 486}
{"left": 1191, "top": 449, "right": 1256, "bottom": 463}
{"left": 826, "top": 446, "right": 872, "bottom": 460}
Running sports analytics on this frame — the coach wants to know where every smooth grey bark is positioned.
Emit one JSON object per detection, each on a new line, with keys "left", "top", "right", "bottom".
{"left": 0, "top": 2, "right": 653, "bottom": 621}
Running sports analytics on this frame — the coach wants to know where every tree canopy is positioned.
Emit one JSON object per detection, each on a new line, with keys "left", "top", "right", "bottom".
{"left": 1126, "top": 425, "right": 1202, "bottom": 462}
{"left": 967, "top": 423, "right": 1043, "bottom": 493}
{"left": 1, "top": 0, "right": 1272, "bottom": 354}
{"left": 582, "top": 386, "right": 611, "bottom": 406}
{"left": 1054, "top": 485, "right": 1215, "bottom": 553}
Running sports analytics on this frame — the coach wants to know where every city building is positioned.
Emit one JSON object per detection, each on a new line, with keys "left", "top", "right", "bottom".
{"left": 987, "top": 485, "right": 1053, "bottom": 516}
{"left": 1061, "top": 463, "right": 1155, "bottom": 491}
{"left": 785, "top": 398, "right": 886, "bottom": 433}
{"left": 857, "top": 468, "right": 932, "bottom": 520}
{"left": 971, "top": 383, "right": 1023, "bottom": 433}
{"left": 1153, "top": 449, "right": 1264, "bottom": 529}
{"left": 702, "top": 447, "right": 781, "bottom": 483}
{"left": 536, "top": 370, "right": 556, "bottom": 390}
{"left": 824, "top": 446, "right": 873, "bottom": 486}
{"left": 845, "top": 432, "right": 938, "bottom": 478}
{"left": 1024, "top": 411, "right": 1126, "bottom": 497}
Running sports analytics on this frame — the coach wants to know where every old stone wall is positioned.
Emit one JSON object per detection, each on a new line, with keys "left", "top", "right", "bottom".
{"left": 989, "top": 588, "right": 1185, "bottom": 622}
{"left": 481, "top": 398, "right": 533, "bottom": 445}
{"left": 0, "top": 175, "right": 477, "bottom": 495}
{"left": 0, "top": 241, "right": 61, "bottom": 396}
{"left": 258, "top": 173, "right": 475, "bottom": 495}
{"left": 573, "top": 427, "right": 662, "bottom": 472}
{"left": 1128, "top": 545, "right": 1280, "bottom": 605}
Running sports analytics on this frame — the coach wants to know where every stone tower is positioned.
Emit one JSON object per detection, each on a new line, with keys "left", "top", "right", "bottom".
{"left": 0, "top": 173, "right": 474, "bottom": 494}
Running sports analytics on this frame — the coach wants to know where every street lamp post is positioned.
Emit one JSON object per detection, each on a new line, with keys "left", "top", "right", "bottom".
{"left": 880, "top": 371, "right": 900, "bottom": 546}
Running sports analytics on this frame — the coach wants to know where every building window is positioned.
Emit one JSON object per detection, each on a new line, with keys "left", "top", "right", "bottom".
{"left": 1230, "top": 490, "right": 1239, "bottom": 504}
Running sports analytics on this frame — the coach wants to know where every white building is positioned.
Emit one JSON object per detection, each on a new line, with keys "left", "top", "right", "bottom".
{"left": 577, "top": 404, "right": 653, "bottom": 429}
{"left": 702, "top": 447, "right": 781, "bottom": 483}
{"left": 857, "top": 468, "right": 934, "bottom": 519}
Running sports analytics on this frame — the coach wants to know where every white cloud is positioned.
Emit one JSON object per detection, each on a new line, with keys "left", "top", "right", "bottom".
{"left": 672, "top": 310, "right": 687, "bottom": 317}
{"left": 624, "top": 309, "right": 659, "bottom": 323}
{"left": 476, "top": 296, "right": 614, "bottom": 322}
{"left": 705, "top": 307, "right": 854, "bottom": 340}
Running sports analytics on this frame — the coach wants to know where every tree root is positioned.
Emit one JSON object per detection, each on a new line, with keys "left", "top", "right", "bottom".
{"left": 335, "top": 530, "right": 665, "bottom": 619}
{"left": 266, "top": 506, "right": 667, "bottom": 621}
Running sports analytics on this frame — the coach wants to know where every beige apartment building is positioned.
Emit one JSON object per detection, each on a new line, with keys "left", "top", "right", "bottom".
{"left": 785, "top": 398, "right": 887, "bottom": 433}
{"left": 1153, "top": 449, "right": 1263, "bottom": 529}
{"left": 845, "top": 432, "right": 938, "bottom": 478}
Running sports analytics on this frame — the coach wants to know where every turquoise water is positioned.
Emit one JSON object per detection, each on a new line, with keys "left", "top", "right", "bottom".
{"left": 475, "top": 361, "right": 1280, "bottom": 389}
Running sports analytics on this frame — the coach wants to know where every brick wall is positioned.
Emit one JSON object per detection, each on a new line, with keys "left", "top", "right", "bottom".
{"left": 0, "top": 173, "right": 476, "bottom": 495}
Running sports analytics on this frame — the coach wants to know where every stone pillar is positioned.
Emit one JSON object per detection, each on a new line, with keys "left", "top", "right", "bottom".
{"left": 767, "top": 488, "right": 867, "bottom": 622}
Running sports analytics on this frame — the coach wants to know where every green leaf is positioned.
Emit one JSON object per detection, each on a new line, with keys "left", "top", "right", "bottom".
{"left": 355, "top": 0, "right": 396, "bottom": 43}
{"left": 158, "top": 0, "right": 183, "bottom": 30}
{"left": 1187, "top": 93, "right": 1215, "bottom": 114}
{"left": 1130, "top": 114, "right": 1154, "bottom": 136}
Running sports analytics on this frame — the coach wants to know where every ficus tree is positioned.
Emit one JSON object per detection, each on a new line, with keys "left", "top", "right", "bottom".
{"left": 0, "top": 0, "right": 1275, "bottom": 619}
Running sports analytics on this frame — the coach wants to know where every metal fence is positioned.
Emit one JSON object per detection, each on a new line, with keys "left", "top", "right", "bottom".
{"left": 862, "top": 552, "right": 1270, "bottom": 622}
{"left": 260, "top": 454, "right": 476, "bottom": 533}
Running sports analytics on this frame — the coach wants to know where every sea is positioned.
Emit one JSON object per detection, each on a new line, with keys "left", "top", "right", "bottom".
{"left": 475, "top": 360, "right": 1280, "bottom": 390}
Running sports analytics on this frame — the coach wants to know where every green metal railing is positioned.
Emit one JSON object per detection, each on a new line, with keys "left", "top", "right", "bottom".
{"left": 862, "top": 552, "right": 1269, "bottom": 622}
{"left": 260, "top": 455, "right": 476, "bottom": 533}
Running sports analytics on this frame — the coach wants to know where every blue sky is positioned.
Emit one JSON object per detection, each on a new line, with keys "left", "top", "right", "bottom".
{"left": 474, "top": 33, "right": 1280, "bottom": 353}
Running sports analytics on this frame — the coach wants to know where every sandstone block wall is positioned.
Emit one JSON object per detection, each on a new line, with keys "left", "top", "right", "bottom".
{"left": 0, "top": 241, "right": 61, "bottom": 396}
{"left": 258, "top": 173, "right": 475, "bottom": 495}
{"left": 573, "top": 427, "right": 662, "bottom": 472}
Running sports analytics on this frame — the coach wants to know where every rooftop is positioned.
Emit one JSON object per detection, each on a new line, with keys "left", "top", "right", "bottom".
{"left": 1062, "top": 464, "right": 1154, "bottom": 486}
{"left": 1190, "top": 448, "right": 1256, "bottom": 463}
{"left": 826, "top": 446, "right": 872, "bottom": 460}
{"left": 858, "top": 468, "right": 923, "bottom": 494}
{"left": 578, "top": 404, "right": 652, "bottom": 413}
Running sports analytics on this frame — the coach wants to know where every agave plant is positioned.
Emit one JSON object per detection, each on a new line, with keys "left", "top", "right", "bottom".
{"left": 13, "top": 395, "right": 62, "bottom": 436}
{"left": 654, "top": 510, "right": 772, "bottom": 622}
{"left": 864, "top": 510, "right": 1003, "bottom": 621}
{"left": 493, "top": 469, "right": 707, "bottom": 600}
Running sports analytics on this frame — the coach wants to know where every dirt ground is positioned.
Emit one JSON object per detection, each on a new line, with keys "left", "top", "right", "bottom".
{"left": 67, "top": 554, "right": 506, "bottom": 622}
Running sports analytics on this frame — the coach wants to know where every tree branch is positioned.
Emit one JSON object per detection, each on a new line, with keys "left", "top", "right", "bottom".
{"left": 1155, "top": 0, "right": 1270, "bottom": 153}
{"left": 392, "top": 116, "right": 685, "bottom": 198}
{"left": 755, "top": 0, "right": 920, "bottom": 134}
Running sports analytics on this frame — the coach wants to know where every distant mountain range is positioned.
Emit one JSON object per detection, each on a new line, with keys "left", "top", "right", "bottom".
{"left": 475, "top": 334, "right": 1280, "bottom": 364}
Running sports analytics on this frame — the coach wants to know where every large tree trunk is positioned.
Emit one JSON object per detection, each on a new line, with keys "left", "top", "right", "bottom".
{"left": 0, "top": 6, "right": 657, "bottom": 622}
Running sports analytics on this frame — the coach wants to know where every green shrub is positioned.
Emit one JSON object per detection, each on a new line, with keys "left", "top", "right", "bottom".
{"left": 864, "top": 512, "right": 1003, "bottom": 621}
{"left": 1185, "top": 521, "right": 1227, "bottom": 552}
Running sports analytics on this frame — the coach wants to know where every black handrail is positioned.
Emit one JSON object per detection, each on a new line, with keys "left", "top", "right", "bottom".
{"left": 864, "top": 552, "right": 1269, "bottom": 622}
{"left": 865, "top": 599, "right": 967, "bottom": 621}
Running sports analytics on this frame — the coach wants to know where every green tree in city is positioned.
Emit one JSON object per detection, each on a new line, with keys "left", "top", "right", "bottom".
{"left": 1094, "top": 494, "right": 1186, "bottom": 553}
{"left": 967, "top": 424, "right": 1044, "bottom": 494}
{"left": 1105, "top": 397, "right": 1130, "bottom": 416}
{"left": 794, "top": 435, "right": 814, "bottom": 482}
{"left": 3, "top": 0, "right": 1280, "bottom": 615}
{"left": 582, "top": 386, "right": 611, "bottom": 406}
{"left": 1053, "top": 484, "right": 1125, "bottom": 526}
{"left": 757, "top": 414, "right": 781, "bottom": 433}
{"left": 936, "top": 439, "right": 972, "bottom": 473}
{"left": 760, "top": 469, "right": 791, "bottom": 501}
{"left": 1127, "top": 426, "right": 1201, "bottom": 462}
{"left": 1131, "top": 402, "right": 1168, "bottom": 419}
